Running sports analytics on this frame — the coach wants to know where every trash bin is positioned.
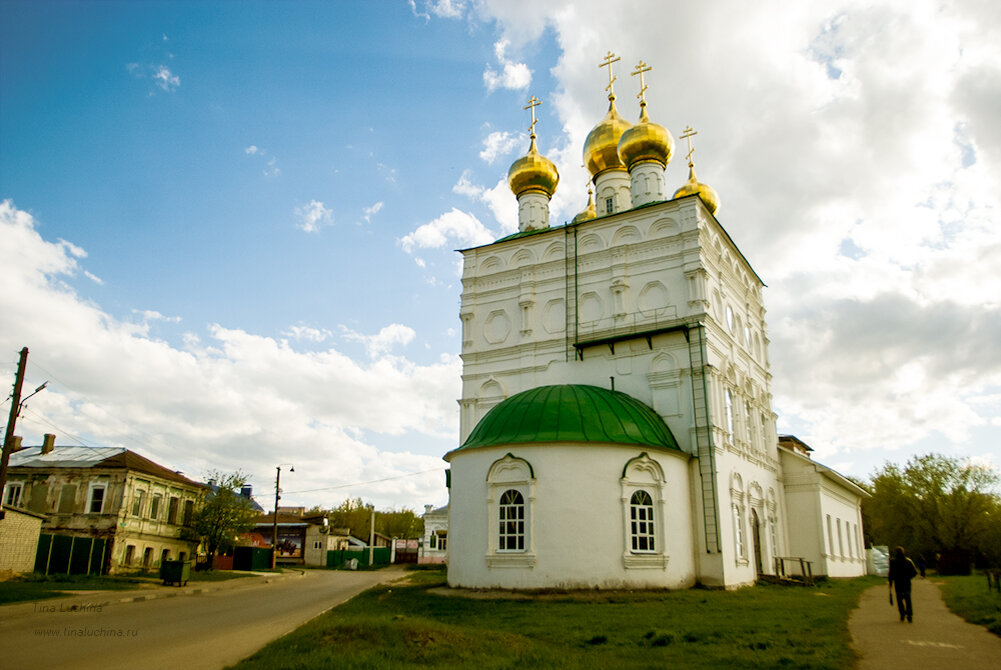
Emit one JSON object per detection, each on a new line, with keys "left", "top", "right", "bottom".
{"left": 160, "top": 560, "right": 191, "bottom": 586}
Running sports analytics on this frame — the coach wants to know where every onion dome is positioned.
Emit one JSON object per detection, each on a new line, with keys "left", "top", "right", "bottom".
{"left": 673, "top": 162, "right": 720, "bottom": 215}
{"left": 618, "top": 103, "right": 674, "bottom": 169}
{"left": 508, "top": 133, "right": 559, "bottom": 198}
{"left": 452, "top": 384, "right": 681, "bottom": 453}
{"left": 583, "top": 95, "right": 632, "bottom": 178}
{"left": 571, "top": 187, "right": 597, "bottom": 223}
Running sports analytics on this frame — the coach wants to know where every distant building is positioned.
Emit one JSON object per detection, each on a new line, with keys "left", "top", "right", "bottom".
{"left": 5, "top": 434, "right": 206, "bottom": 574}
{"left": 252, "top": 510, "right": 350, "bottom": 566}
{"left": 0, "top": 505, "right": 45, "bottom": 576}
{"left": 420, "top": 504, "right": 448, "bottom": 564}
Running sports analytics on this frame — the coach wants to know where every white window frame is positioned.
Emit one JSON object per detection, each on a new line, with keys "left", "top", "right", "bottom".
{"left": 629, "top": 490, "right": 656, "bottom": 553}
{"left": 732, "top": 503, "right": 746, "bottom": 560}
{"left": 87, "top": 482, "right": 107, "bottom": 514}
{"left": 3, "top": 481, "right": 24, "bottom": 507}
{"left": 497, "top": 489, "right": 526, "bottom": 552}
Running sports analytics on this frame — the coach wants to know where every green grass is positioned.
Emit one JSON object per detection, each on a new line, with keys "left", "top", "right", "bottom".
{"left": 230, "top": 570, "right": 878, "bottom": 670}
{"left": 937, "top": 572, "right": 1001, "bottom": 637}
{"left": 0, "top": 569, "right": 256, "bottom": 605}
{"left": 0, "top": 573, "right": 149, "bottom": 604}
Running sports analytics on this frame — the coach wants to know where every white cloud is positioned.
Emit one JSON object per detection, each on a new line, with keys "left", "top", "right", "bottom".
{"left": 399, "top": 207, "right": 495, "bottom": 255}
{"left": 245, "top": 145, "right": 279, "bottom": 176}
{"left": 341, "top": 323, "right": 417, "bottom": 358}
{"left": 0, "top": 200, "right": 458, "bottom": 509}
{"left": 483, "top": 39, "right": 531, "bottom": 92}
{"left": 153, "top": 65, "right": 180, "bottom": 91}
{"left": 283, "top": 324, "right": 333, "bottom": 343}
{"left": 83, "top": 271, "right": 104, "bottom": 286}
{"left": 480, "top": 130, "right": 524, "bottom": 163}
{"left": 451, "top": 172, "right": 518, "bottom": 235}
{"left": 295, "top": 200, "right": 332, "bottom": 233}
{"left": 362, "top": 201, "right": 384, "bottom": 224}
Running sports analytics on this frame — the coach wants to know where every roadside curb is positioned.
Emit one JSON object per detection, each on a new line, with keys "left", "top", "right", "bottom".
{"left": 113, "top": 569, "right": 306, "bottom": 603}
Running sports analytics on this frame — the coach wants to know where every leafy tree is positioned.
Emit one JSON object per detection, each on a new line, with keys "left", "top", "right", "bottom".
{"left": 185, "top": 471, "right": 260, "bottom": 565}
{"left": 380, "top": 508, "right": 424, "bottom": 539}
{"left": 864, "top": 454, "right": 1000, "bottom": 573}
{"left": 319, "top": 499, "right": 424, "bottom": 540}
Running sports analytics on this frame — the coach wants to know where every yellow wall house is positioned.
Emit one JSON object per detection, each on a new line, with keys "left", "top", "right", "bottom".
{"left": 5, "top": 434, "right": 207, "bottom": 574}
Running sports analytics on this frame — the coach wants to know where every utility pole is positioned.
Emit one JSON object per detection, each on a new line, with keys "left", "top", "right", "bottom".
{"left": 271, "top": 464, "right": 293, "bottom": 569}
{"left": 369, "top": 505, "right": 376, "bottom": 566}
{"left": 0, "top": 347, "right": 29, "bottom": 520}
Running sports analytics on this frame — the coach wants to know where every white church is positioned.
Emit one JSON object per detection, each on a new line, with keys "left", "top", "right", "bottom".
{"left": 443, "top": 55, "right": 867, "bottom": 590}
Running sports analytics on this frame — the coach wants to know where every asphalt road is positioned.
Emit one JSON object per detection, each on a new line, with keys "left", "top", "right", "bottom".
{"left": 0, "top": 567, "right": 405, "bottom": 670}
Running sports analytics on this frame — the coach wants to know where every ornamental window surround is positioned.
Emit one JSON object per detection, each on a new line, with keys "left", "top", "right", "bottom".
{"left": 621, "top": 453, "right": 669, "bottom": 569}
{"left": 485, "top": 453, "right": 536, "bottom": 567}
{"left": 3, "top": 481, "right": 23, "bottom": 507}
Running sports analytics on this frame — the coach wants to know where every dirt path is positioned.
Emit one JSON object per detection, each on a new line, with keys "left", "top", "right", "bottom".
{"left": 849, "top": 577, "right": 1001, "bottom": 669}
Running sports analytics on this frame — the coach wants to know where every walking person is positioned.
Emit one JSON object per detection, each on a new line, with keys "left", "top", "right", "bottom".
{"left": 888, "top": 546, "right": 918, "bottom": 622}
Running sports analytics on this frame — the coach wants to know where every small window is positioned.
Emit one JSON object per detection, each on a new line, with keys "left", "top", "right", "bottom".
{"left": 149, "top": 494, "right": 162, "bottom": 520}
{"left": 3, "top": 482, "right": 23, "bottom": 507}
{"left": 724, "top": 389, "right": 734, "bottom": 439}
{"left": 182, "top": 499, "right": 194, "bottom": 526}
{"left": 124, "top": 545, "right": 135, "bottom": 566}
{"left": 498, "top": 489, "right": 525, "bottom": 551}
{"left": 605, "top": 196, "right": 614, "bottom": 214}
{"left": 58, "top": 484, "right": 77, "bottom": 513}
{"left": 733, "top": 504, "right": 745, "bottom": 558}
{"left": 167, "top": 496, "right": 179, "bottom": 524}
{"left": 629, "top": 490, "right": 656, "bottom": 553}
{"left": 132, "top": 490, "right": 146, "bottom": 516}
{"left": 88, "top": 485, "right": 106, "bottom": 514}
{"left": 437, "top": 531, "right": 447, "bottom": 551}
{"left": 429, "top": 533, "right": 437, "bottom": 549}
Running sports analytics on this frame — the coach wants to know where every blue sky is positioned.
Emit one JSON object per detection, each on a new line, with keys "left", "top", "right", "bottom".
{"left": 3, "top": 0, "right": 1000, "bottom": 510}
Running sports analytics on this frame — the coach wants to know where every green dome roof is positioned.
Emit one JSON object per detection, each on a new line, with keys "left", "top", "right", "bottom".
{"left": 456, "top": 384, "right": 680, "bottom": 452}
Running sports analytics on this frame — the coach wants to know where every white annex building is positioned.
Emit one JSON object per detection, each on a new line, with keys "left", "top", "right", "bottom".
{"left": 444, "top": 54, "right": 866, "bottom": 590}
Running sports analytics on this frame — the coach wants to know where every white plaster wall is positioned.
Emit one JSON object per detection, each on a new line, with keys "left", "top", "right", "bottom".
{"left": 447, "top": 443, "right": 694, "bottom": 590}
{"left": 780, "top": 449, "right": 866, "bottom": 578}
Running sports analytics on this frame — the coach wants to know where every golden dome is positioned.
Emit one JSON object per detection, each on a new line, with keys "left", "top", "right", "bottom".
{"left": 508, "top": 135, "right": 559, "bottom": 198}
{"left": 572, "top": 187, "right": 597, "bottom": 223}
{"left": 618, "top": 104, "right": 674, "bottom": 169}
{"left": 673, "top": 162, "right": 720, "bottom": 215}
{"left": 583, "top": 96, "right": 632, "bottom": 178}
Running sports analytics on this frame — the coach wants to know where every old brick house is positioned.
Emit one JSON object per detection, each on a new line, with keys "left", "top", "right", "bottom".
{"left": 5, "top": 434, "right": 207, "bottom": 574}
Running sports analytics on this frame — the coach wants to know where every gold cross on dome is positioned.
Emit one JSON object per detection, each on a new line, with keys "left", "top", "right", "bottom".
{"left": 524, "top": 96, "right": 541, "bottom": 136}
{"left": 599, "top": 51, "right": 621, "bottom": 97}
{"left": 631, "top": 60, "right": 652, "bottom": 103}
{"left": 680, "top": 125, "right": 699, "bottom": 164}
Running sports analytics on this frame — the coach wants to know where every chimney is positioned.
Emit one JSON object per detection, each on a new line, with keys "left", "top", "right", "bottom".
{"left": 41, "top": 434, "right": 56, "bottom": 455}
{"left": 241, "top": 485, "right": 253, "bottom": 498}
{"left": 424, "top": 504, "right": 434, "bottom": 514}
{"left": 10, "top": 436, "right": 23, "bottom": 452}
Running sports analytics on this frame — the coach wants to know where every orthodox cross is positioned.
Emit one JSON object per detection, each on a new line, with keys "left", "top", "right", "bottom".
{"left": 599, "top": 51, "right": 621, "bottom": 97}
{"left": 524, "top": 96, "right": 541, "bottom": 137}
{"left": 680, "top": 125, "right": 699, "bottom": 164}
{"left": 631, "top": 60, "right": 652, "bottom": 104}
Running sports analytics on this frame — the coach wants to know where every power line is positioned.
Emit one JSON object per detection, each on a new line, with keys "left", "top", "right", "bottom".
{"left": 285, "top": 467, "right": 443, "bottom": 494}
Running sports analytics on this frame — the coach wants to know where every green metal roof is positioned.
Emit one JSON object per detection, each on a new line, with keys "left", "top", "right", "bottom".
{"left": 456, "top": 384, "right": 681, "bottom": 452}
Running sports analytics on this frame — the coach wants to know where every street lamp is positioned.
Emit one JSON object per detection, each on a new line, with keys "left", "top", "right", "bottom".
{"left": 271, "top": 463, "right": 294, "bottom": 569}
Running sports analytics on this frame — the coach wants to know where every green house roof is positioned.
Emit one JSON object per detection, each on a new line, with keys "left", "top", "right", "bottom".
{"left": 455, "top": 384, "right": 681, "bottom": 452}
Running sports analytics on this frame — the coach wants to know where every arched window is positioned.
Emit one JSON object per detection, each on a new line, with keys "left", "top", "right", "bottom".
{"left": 498, "top": 489, "right": 525, "bottom": 552}
{"left": 630, "top": 490, "right": 656, "bottom": 553}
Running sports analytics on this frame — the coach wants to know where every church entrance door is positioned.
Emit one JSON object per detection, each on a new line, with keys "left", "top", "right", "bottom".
{"left": 750, "top": 509, "right": 763, "bottom": 575}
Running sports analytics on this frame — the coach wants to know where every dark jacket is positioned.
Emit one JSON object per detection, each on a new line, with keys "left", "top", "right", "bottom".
{"left": 888, "top": 555, "right": 918, "bottom": 590}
